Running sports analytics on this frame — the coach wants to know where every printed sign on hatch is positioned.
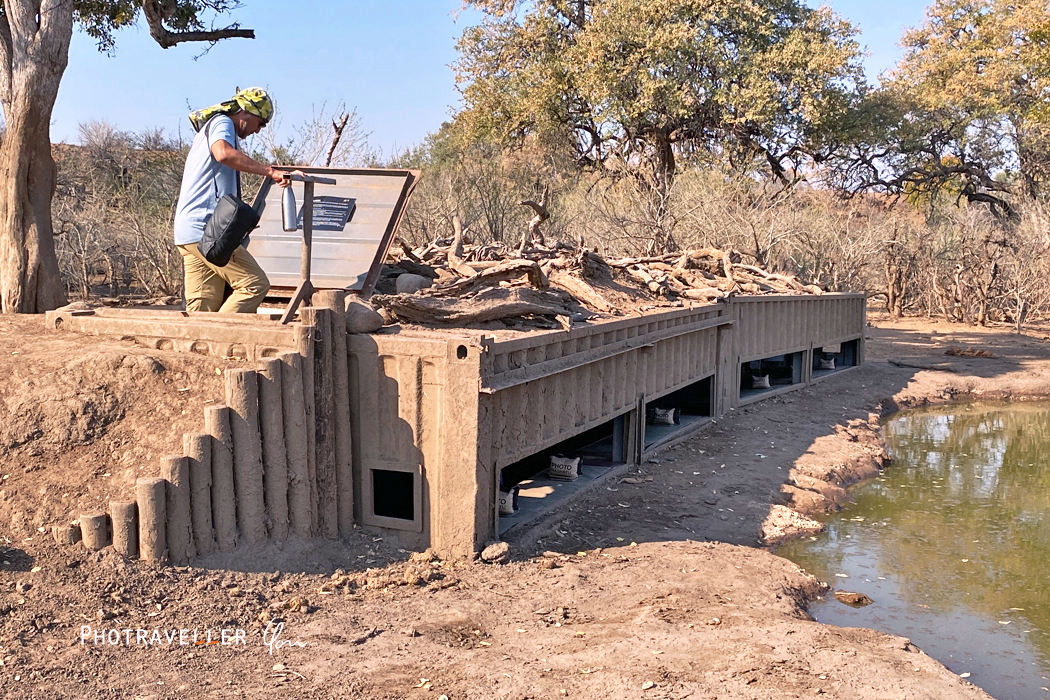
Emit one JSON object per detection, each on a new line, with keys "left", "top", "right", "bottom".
{"left": 295, "top": 196, "right": 356, "bottom": 232}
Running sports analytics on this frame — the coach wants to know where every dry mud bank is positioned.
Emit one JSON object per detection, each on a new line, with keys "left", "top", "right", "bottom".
{"left": 1, "top": 313, "right": 1047, "bottom": 699}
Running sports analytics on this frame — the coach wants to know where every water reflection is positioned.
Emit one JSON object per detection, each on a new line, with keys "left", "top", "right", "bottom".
{"left": 779, "top": 403, "right": 1050, "bottom": 700}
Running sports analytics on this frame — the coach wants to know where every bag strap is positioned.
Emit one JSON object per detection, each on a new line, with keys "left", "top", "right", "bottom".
{"left": 203, "top": 115, "right": 242, "bottom": 202}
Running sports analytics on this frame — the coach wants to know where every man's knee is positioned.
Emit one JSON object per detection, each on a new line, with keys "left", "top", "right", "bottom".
{"left": 245, "top": 274, "right": 269, "bottom": 299}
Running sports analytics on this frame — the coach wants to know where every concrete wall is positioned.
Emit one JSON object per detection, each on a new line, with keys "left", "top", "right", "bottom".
{"left": 726, "top": 294, "right": 866, "bottom": 407}
{"left": 348, "top": 294, "right": 865, "bottom": 558}
{"left": 479, "top": 305, "right": 730, "bottom": 469}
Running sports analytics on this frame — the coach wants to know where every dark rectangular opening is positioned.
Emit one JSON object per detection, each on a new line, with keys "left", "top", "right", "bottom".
{"left": 813, "top": 339, "right": 858, "bottom": 377}
{"left": 498, "top": 415, "right": 630, "bottom": 533}
{"left": 500, "top": 417, "right": 626, "bottom": 489}
{"left": 644, "top": 375, "right": 713, "bottom": 449}
{"left": 372, "top": 469, "right": 415, "bottom": 521}
{"left": 740, "top": 351, "right": 803, "bottom": 400}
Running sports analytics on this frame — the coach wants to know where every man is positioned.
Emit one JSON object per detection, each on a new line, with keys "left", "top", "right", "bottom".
{"left": 174, "top": 87, "right": 290, "bottom": 313}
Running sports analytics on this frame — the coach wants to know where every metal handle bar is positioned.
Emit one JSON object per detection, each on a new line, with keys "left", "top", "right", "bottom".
{"left": 279, "top": 172, "right": 337, "bottom": 185}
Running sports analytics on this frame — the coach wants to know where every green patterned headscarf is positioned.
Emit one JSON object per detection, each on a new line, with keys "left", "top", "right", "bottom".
{"left": 188, "top": 87, "right": 275, "bottom": 132}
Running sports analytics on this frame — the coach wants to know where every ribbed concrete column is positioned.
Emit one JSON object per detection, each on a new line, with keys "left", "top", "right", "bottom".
{"left": 160, "top": 455, "right": 194, "bottom": 565}
{"left": 294, "top": 322, "right": 318, "bottom": 535}
{"left": 315, "top": 290, "right": 354, "bottom": 536}
{"left": 80, "top": 512, "right": 110, "bottom": 552}
{"left": 225, "top": 369, "right": 267, "bottom": 545}
{"left": 184, "top": 433, "right": 214, "bottom": 555}
{"left": 110, "top": 501, "right": 138, "bottom": 558}
{"left": 53, "top": 522, "right": 81, "bottom": 546}
{"left": 136, "top": 477, "right": 167, "bottom": 562}
{"left": 205, "top": 405, "right": 238, "bottom": 552}
{"left": 257, "top": 358, "right": 289, "bottom": 542}
{"left": 312, "top": 289, "right": 354, "bottom": 537}
{"left": 278, "top": 351, "right": 312, "bottom": 537}
{"left": 305, "top": 307, "right": 337, "bottom": 538}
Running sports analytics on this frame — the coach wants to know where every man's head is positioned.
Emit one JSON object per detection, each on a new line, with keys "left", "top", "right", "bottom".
{"left": 188, "top": 86, "right": 276, "bottom": 134}
{"left": 231, "top": 87, "right": 274, "bottom": 138}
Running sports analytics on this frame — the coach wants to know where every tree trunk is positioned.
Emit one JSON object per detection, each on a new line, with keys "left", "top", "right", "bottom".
{"left": 0, "top": 1, "right": 73, "bottom": 313}
{"left": 1014, "top": 118, "right": 1048, "bottom": 200}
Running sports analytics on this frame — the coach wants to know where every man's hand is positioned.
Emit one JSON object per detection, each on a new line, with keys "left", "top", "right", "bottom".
{"left": 267, "top": 167, "right": 291, "bottom": 187}
{"left": 267, "top": 168, "right": 307, "bottom": 188}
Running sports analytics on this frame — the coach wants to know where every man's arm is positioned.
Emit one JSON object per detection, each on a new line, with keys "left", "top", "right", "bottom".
{"left": 210, "top": 139, "right": 287, "bottom": 185}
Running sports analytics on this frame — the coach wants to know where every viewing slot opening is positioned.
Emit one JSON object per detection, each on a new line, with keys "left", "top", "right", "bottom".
{"left": 498, "top": 414, "right": 631, "bottom": 535}
{"left": 812, "top": 339, "right": 859, "bottom": 380}
{"left": 643, "top": 375, "right": 714, "bottom": 451}
{"left": 739, "top": 351, "right": 804, "bottom": 403}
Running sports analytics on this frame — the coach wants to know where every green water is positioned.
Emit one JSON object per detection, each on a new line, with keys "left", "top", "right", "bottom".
{"left": 778, "top": 403, "right": 1050, "bottom": 700}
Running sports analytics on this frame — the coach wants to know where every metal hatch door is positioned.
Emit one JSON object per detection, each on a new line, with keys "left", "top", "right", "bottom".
{"left": 247, "top": 166, "right": 419, "bottom": 298}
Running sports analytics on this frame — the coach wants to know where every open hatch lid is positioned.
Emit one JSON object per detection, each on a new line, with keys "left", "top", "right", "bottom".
{"left": 247, "top": 166, "right": 419, "bottom": 298}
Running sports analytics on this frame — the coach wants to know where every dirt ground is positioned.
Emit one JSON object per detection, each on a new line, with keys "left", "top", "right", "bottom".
{"left": 1, "top": 311, "right": 1049, "bottom": 699}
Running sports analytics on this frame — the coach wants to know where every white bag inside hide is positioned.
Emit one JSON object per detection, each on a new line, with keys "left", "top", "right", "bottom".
{"left": 651, "top": 408, "right": 676, "bottom": 425}
{"left": 548, "top": 455, "right": 581, "bottom": 481}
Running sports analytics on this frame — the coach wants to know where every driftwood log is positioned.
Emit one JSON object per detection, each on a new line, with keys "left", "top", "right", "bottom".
{"left": 428, "top": 259, "right": 549, "bottom": 297}
{"left": 376, "top": 287, "right": 574, "bottom": 325}
{"left": 518, "top": 197, "right": 550, "bottom": 250}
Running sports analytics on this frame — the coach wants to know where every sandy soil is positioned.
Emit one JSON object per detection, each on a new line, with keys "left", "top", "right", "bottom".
{"left": 1, "top": 311, "right": 1048, "bottom": 699}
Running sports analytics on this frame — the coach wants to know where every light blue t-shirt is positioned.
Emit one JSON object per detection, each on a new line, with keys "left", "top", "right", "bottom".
{"left": 173, "top": 115, "right": 239, "bottom": 246}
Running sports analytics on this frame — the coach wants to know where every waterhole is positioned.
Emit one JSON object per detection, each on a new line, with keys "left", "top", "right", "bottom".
{"left": 778, "top": 402, "right": 1050, "bottom": 700}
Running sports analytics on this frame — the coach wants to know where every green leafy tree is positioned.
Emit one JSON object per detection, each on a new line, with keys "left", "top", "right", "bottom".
{"left": 828, "top": 0, "right": 1050, "bottom": 216}
{"left": 0, "top": 1, "right": 254, "bottom": 313}
{"left": 455, "top": 0, "right": 866, "bottom": 196}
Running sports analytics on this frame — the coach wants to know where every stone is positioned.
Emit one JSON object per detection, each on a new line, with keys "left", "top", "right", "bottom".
{"left": 480, "top": 541, "right": 510, "bottom": 564}
{"left": 344, "top": 298, "right": 384, "bottom": 334}
{"left": 395, "top": 273, "right": 432, "bottom": 294}
{"left": 409, "top": 548, "right": 439, "bottom": 563}
{"left": 56, "top": 301, "right": 94, "bottom": 311}
{"left": 834, "top": 590, "right": 874, "bottom": 607}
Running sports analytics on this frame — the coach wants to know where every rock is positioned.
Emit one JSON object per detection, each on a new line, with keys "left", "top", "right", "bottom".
{"left": 395, "top": 274, "right": 433, "bottom": 294}
{"left": 55, "top": 301, "right": 94, "bottom": 311}
{"left": 834, "top": 590, "right": 874, "bottom": 607}
{"left": 480, "top": 541, "right": 510, "bottom": 564}
{"left": 282, "top": 596, "right": 308, "bottom": 611}
{"left": 760, "top": 504, "right": 825, "bottom": 545}
{"left": 344, "top": 298, "right": 384, "bottom": 334}
{"left": 409, "top": 548, "right": 439, "bottom": 563}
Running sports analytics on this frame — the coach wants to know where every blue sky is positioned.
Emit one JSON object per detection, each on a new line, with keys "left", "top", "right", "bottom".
{"left": 51, "top": 0, "right": 931, "bottom": 153}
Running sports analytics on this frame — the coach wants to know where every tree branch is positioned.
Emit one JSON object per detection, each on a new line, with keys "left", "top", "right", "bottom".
{"left": 324, "top": 113, "right": 350, "bottom": 167}
{"left": 141, "top": 0, "right": 254, "bottom": 48}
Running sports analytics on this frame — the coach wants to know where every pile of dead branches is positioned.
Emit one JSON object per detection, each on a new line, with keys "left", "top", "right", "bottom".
{"left": 370, "top": 236, "right": 823, "bottom": 329}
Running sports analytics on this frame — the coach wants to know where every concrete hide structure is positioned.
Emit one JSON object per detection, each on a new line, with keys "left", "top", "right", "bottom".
{"left": 47, "top": 293, "right": 865, "bottom": 562}
{"left": 347, "top": 293, "right": 865, "bottom": 558}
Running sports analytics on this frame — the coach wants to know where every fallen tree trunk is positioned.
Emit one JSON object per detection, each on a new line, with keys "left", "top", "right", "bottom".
{"left": 429, "top": 259, "right": 550, "bottom": 296}
{"left": 376, "top": 286, "right": 573, "bottom": 325}
{"left": 549, "top": 270, "right": 612, "bottom": 312}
